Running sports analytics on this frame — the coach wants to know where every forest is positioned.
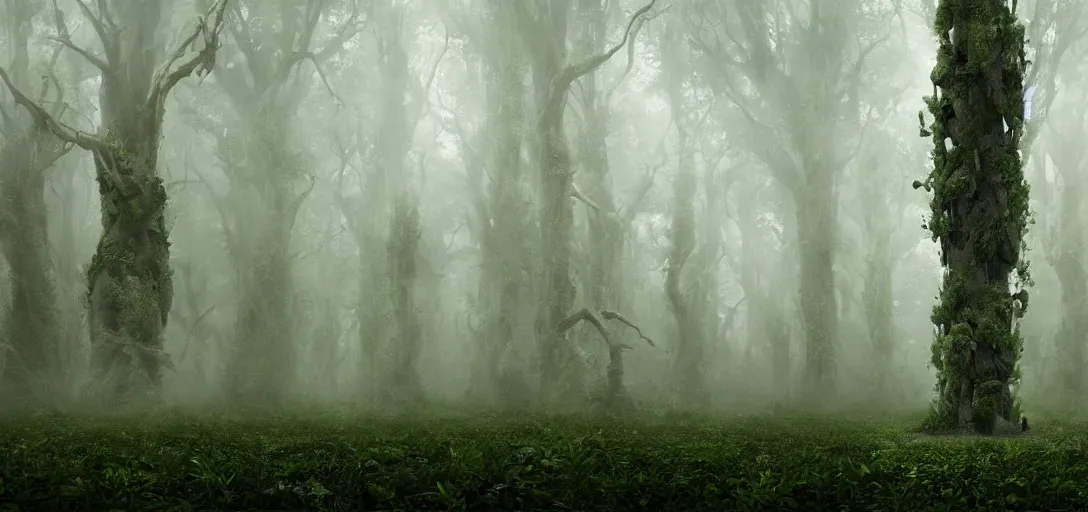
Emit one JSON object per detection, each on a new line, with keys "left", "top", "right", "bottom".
{"left": 0, "top": 0, "right": 1086, "bottom": 509}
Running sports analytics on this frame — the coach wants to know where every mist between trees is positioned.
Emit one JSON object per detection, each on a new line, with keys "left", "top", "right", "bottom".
{"left": 0, "top": 0, "right": 1084, "bottom": 433}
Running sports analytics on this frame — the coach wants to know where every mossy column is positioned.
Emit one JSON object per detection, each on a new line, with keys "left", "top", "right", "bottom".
{"left": 919, "top": 0, "right": 1031, "bottom": 434}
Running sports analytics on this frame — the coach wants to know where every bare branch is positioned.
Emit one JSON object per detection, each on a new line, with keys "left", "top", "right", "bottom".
{"left": 571, "top": 183, "right": 605, "bottom": 212}
{"left": 297, "top": 53, "right": 344, "bottom": 106}
{"left": 557, "top": 308, "right": 616, "bottom": 351}
{"left": 47, "top": 35, "right": 110, "bottom": 73}
{"left": 410, "top": 26, "right": 450, "bottom": 122}
{"left": 313, "top": 0, "right": 362, "bottom": 64}
{"left": 618, "top": 163, "right": 658, "bottom": 225}
{"left": 600, "top": 310, "right": 658, "bottom": 349}
{"left": 226, "top": 3, "right": 263, "bottom": 82}
{"left": 331, "top": 132, "right": 362, "bottom": 237}
{"left": 557, "top": 0, "right": 658, "bottom": 94}
{"left": 0, "top": 67, "right": 103, "bottom": 150}
{"left": 284, "top": 175, "right": 317, "bottom": 237}
{"left": 147, "top": 0, "right": 230, "bottom": 120}
{"left": 71, "top": 0, "right": 114, "bottom": 59}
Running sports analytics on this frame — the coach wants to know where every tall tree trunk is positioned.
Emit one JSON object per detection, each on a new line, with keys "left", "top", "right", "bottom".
{"left": 0, "top": 125, "right": 66, "bottom": 404}
{"left": 0, "top": 0, "right": 227, "bottom": 406}
{"left": 516, "top": 0, "right": 654, "bottom": 403}
{"left": 1050, "top": 149, "right": 1087, "bottom": 404}
{"left": 861, "top": 238, "right": 894, "bottom": 397}
{"left": 205, "top": 1, "right": 353, "bottom": 405}
{"left": 794, "top": 165, "right": 839, "bottom": 400}
{"left": 0, "top": 1, "right": 68, "bottom": 406}
{"left": 922, "top": 0, "right": 1030, "bottom": 434}
{"left": 664, "top": 142, "right": 706, "bottom": 404}
{"left": 734, "top": 183, "right": 794, "bottom": 400}
{"left": 386, "top": 195, "right": 423, "bottom": 402}
{"left": 226, "top": 178, "right": 304, "bottom": 404}
{"left": 575, "top": 0, "right": 621, "bottom": 314}
{"left": 521, "top": 1, "right": 577, "bottom": 401}
{"left": 662, "top": 13, "right": 706, "bottom": 405}
{"left": 465, "top": 3, "right": 532, "bottom": 408}
{"left": 372, "top": 0, "right": 430, "bottom": 404}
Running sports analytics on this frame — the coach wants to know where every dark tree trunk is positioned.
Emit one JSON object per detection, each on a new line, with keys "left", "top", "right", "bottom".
{"left": 0, "top": 5, "right": 68, "bottom": 406}
{"left": 922, "top": 0, "right": 1029, "bottom": 434}
{"left": 83, "top": 2, "right": 174, "bottom": 403}
{"left": 386, "top": 195, "right": 423, "bottom": 403}
{"left": 795, "top": 175, "right": 838, "bottom": 398}
{"left": 0, "top": 124, "right": 66, "bottom": 404}
{"left": 85, "top": 135, "right": 174, "bottom": 404}
{"left": 467, "top": 23, "right": 530, "bottom": 408}
{"left": 530, "top": 51, "right": 578, "bottom": 400}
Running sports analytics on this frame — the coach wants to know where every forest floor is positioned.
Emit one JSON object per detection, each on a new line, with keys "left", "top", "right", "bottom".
{"left": 0, "top": 407, "right": 1085, "bottom": 511}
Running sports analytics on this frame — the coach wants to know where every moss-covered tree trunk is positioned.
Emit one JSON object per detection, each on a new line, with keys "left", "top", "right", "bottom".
{"left": 921, "top": 0, "right": 1030, "bottom": 434}
{"left": 463, "top": 0, "right": 532, "bottom": 408}
{"left": 224, "top": 169, "right": 302, "bottom": 405}
{"left": 516, "top": 0, "right": 654, "bottom": 403}
{"left": 519, "top": 1, "right": 579, "bottom": 401}
{"left": 574, "top": 0, "right": 620, "bottom": 315}
{"left": 794, "top": 168, "right": 839, "bottom": 398}
{"left": 85, "top": 134, "right": 174, "bottom": 402}
{"left": 386, "top": 195, "right": 423, "bottom": 402}
{"left": 371, "top": 0, "right": 429, "bottom": 404}
{"left": 534, "top": 92, "right": 579, "bottom": 400}
{"left": 0, "top": 0, "right": 225, "bottom": 406}
{"left": 661, "top": 13, "right": 707, "bottom": 405}
{"left": 0, "top": 124, "right": 66, "bottom": 403}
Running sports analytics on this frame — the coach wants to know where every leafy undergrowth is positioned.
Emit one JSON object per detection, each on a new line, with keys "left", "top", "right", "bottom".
{"left": 0, "top": 409, "right": 1086, "bottom": 511}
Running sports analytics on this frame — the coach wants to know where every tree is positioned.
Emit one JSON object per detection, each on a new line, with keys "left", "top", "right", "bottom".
{"left": 0, "top": 0, "right": 71, "bottom": 405}
{"left": 846, "top": 132, "right": 919, "bottom": 401}
{"left": 330, "top": 0, "right": 442, "bottom": 404}
{"left": 918, "top": 0, "right": 1031, "bottom": 434}
{"left": 660, "top": 11, "right": 709, "bottom": 404}
{"left": 0, "top": 0, "right": 228, "bottom": 405}
{"left": 1037, "top": 56, "right": 1088, "bottom": 406}
{"left": 439, "top": 0, "right": 538, "bottom": 409}
{"left": 1019, "top": 0, "right": 1087, "bottom": 407}
{"left": 185, "top": 0, "right": 357, "bottom": 405}
{"left": 687, "top": 0, "right": 888, "bottom": 399}
{"left": 513, "top": 0, "right": 657, "bottom": 403}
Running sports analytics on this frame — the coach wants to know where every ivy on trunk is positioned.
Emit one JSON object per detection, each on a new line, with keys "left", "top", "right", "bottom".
{"left": 918, "top": 0, "right": 1031, "bottom": 434}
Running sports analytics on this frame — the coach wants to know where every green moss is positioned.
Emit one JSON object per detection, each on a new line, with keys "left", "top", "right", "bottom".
{"left": 919, "top": 0, "right": 1029, "bottom": 434}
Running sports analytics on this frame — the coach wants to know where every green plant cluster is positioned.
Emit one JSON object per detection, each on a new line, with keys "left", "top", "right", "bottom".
{"left": 1, "top": 412, "right": 1086, "bottom": 511}
{"left": 84, "top": 133, "right": 172, "bottom": 310}
{"left": 917, "top": 0, "right": 1031, "bottom": 433}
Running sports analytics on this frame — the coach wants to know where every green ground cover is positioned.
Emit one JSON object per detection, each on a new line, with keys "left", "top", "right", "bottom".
{"left": 0, "top": 409, "right": 1085, "bottom": 511}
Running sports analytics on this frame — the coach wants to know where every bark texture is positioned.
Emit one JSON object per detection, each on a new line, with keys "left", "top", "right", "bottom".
{"left": 661, "top": 14, "right": 707, "bottom": 404}
{"left": 921, "top": 0, "right": 1030, "bottom": 434}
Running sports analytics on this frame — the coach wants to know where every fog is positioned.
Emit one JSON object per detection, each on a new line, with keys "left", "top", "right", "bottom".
{"left": 0, "top": 0, "right": 1084, "bottom": 417}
